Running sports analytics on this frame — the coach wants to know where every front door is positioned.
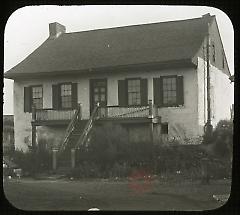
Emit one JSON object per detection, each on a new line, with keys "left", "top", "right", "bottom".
{"left": 90, "top": 79, "right": 107, "bottom": 114}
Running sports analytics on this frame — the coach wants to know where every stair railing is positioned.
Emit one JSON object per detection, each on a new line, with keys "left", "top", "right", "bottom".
{"left": 58, "top": 103, "right": 82, "bottom": 153}
{"left": 74, "top": 102, "right": 100, "bottom": 150}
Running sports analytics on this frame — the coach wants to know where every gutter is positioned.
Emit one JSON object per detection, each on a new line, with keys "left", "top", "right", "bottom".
{"left": 4, "top": 59, "right": 196, "bottom": 80}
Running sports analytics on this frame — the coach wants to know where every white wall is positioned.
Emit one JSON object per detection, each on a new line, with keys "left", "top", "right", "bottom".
{"left": 14, "top": 66, "right": 199, "bottom": 151}
{"left": 197, "top": 57, "right": 233, "bottom": 134}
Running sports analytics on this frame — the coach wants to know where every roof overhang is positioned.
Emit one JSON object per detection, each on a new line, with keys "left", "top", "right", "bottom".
{"left": 4, "top": 59, "right": 197, "bottom": 80}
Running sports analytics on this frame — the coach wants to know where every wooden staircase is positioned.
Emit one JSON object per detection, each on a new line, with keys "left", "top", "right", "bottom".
{"left": 57, "top": 103, "right": 100, "bottom": 169}
{"left": 74, "top": 103, "right": 100, "bottom": 150}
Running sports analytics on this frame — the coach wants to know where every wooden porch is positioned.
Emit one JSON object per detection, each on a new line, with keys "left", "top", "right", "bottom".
{"left": 32, "top": 101, "right": 160, "bottom": 125}
{"left": 31, "top": 101, "right": 161, "bottom": 170}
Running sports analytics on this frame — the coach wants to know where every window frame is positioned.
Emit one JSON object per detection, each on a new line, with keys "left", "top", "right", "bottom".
{"left": 162, "top": 75, "right": 178, "bottom": 107}
{"left": 31, "top": 85, "right": 43, "bottom": 110}
{"left": 126, "top": 77, "right": 142, "bottom": 107}
{"left": 59, "top": 82, "right": 73, "bottom": 110}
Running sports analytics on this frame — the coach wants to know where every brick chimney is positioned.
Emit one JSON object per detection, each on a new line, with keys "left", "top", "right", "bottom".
{"left": 202, "top": 13, "right": 211, "bottom": 18}
{"left": 49, "top": 22, "right": 66, "bottom": 39}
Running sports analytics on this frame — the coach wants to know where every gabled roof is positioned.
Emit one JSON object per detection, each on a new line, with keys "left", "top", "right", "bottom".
{"left": 5, "top": 15, "right": 216, "bottom": 79}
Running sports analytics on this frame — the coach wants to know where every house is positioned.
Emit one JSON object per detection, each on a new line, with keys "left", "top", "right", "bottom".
{"left": 3, "top": 115, "right": 14, "bottom": 154}
{"left": 4, "top": 13, "right": 233, "bottom": 153}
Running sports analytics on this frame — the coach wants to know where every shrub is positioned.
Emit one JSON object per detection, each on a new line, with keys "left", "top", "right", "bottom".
{"left": 11, "top": 147, "right": 52, "bottom": 176}
{"left": 72, "top": 120, "right": 232, "bottom": 180}
{"left": 12, "top": 150, "right": 36, "bottom": 175}
{"left": 212, "top": 120, "right": 233, "bottom": 160}
{"left": 68, "top": 162, "right": 101, "bottom": 179}
{"left": 87, "top": 123, "right": 129, "bottom": 171}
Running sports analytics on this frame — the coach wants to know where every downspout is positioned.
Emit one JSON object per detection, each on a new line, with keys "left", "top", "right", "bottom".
{"left": 204, "top": 23, "right": 213, "bottom": 143}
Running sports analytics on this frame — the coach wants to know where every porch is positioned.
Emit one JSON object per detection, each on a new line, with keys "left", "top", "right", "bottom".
{"left": 32, "top": 101, "right": 160, "bottom": 125}
{"left": 30, "top": 101, "right": 162, "bottom": 171}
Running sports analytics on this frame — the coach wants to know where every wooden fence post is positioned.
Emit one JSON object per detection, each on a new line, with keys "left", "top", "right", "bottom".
{"left": 31, "top": 105, "right": 37, "bottom": 152}
{"left": 148, "top": 99, "right": 153, "bottom": 119}
{"left": 52, "top": 148, "right": 58, "bottom": 171}
{"left": 78, "top": 103, "right": 82, "bottom": 120}
{"left": 71, "top": 149, "right": 76, "bottom": 169}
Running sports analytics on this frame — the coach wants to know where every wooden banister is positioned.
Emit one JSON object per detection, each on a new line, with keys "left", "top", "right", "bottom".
{"left": 74, "top": 102, "right": 100, "bottom": 150}
{"left": 58, "top": 103, "right": 82, "bottom": 153}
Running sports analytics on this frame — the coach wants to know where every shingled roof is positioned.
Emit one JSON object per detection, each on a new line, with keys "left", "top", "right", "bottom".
{"left": 5, "top": 14, "right": 215, "bottom": 79}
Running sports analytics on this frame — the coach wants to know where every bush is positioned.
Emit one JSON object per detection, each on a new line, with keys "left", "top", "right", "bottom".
{"left": 11, "top": 150, "right": 35, "bottom": 175}
{"left": 87, "top": 123, "right": 129, "bottom": 171}
{"left": 68, "top": 162, "right": 101, "bottom": 179}
{"left": 72, "top": 120, "right": 232, "bottom": 180}
{"left": 12, "top": 147, "right": 52, "bottom": 176}
{"left": 211, "top": 120, "right": 233, "bottom": 160}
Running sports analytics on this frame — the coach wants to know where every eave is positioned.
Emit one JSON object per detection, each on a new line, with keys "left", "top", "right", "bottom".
{"left": 4, "top": 59, "right": 197, "bottom": 80}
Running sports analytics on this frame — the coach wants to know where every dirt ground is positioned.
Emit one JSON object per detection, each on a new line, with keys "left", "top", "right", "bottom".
{"left": 3, "top": 178, "right": 231, "bottom": 211}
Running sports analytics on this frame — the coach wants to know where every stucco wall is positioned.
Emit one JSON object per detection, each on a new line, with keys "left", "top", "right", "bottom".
{"left": 197, "top": 57, "right": 233, "bottom": 134}
{"left": 36, "top": 126, "right": 66, "bottom": 149}
{"left": 14, "top": 67, "right": 198, "bottom": 151}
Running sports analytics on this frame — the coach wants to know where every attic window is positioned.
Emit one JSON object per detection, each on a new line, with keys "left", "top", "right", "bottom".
{"left": 212, "top": 43, "right": 216, "bottom": 63}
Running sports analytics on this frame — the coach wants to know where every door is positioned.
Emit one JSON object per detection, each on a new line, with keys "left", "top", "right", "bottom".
{"left": 90, "top": 79, "right": 107, "bottom": 114}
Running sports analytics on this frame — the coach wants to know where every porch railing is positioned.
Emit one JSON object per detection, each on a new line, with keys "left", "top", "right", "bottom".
{"left": 97, "top": 106, "right": 150, "bottom": 118}
{"left": 33, "top": 100, "right": 158, "bottom": 122}
{"left": 35, "top": 109, "right": 76, "bottom": 121}
{"left": 96, "top": 100, "right": 159, "bottom": 119}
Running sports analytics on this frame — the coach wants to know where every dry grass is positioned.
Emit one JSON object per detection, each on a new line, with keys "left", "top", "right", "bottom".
{"left": 3, "top": 178, "right": 231, "bottom": 211}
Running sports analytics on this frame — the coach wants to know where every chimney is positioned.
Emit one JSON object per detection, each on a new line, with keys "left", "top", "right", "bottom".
{"left": 202, "top": 13, "right": 211, "bottom": 18}
{"left": 49, "top": 22, "right": 66, "bottom": 39}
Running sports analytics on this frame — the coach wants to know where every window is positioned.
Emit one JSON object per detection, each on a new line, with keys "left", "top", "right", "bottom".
{"left": 163, "top": 77, "right": 177, "bottom": 106}
{"left": 52, "top": 83, "right": 78, "bottom": 110}
{"left": 212, "top": 43, "right": 216, "bottom": 63}
{"left": 162, "top": 123, "right": 168, "bottom": 134}
{"left": 118, "top": 78, "right": 148, "bottom": 107}
{"left": 60, "top": 84, "right": 72, "bottom": 108}
{"left": 127, "top": 79, "right": 141, "bottom": 105}
{"left": 32, "top": 86, "right": 43, "bottom": 109}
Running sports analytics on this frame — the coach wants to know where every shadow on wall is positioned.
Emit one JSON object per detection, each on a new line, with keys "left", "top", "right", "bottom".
{"left": 36, "top": 126, "right": 66, "bottom": 150}
{"left": 162, "top": 123, "right": 202, "bottom": 145}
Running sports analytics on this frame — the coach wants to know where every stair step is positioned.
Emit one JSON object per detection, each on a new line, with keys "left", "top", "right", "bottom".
{"left": 71, "top": 133, "right": 82, "bottom": 136}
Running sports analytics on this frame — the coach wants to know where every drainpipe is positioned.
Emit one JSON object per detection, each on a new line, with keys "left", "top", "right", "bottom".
{"left": 31, "top": 104, "right": 38, "bottom": 175}
{"left": 31, "top": 105, "right": 37, "bottom": 152}
{"left": 148, "top": 100, "right": 154, "bottom": 144}
{"left": 204, "top": 23, "right": 213, "bottom": 143}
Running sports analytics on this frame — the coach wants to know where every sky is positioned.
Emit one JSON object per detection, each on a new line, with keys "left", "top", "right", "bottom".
{"left": 3, "top": 5, "right": 234, "bottom": 115}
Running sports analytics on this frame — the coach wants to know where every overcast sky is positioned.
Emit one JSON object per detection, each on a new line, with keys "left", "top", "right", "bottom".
{"left": 3, "top": 5, "right": 234, "bottom": 115}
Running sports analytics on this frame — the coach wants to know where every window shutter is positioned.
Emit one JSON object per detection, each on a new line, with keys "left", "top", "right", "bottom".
{"left": 72, "top": 83, "right": 78, "bottom": 109}
{"left": 140, "top": 79, "right": 148, "bottom": 106}
{"left": 118, "top": 80, "right": 127, "bottom": 106}
{"left": 153, "top": 78, "right": 163, "bottom": 107}
{"left": 177, "top": 76, "right": 184, "bottom": 106}
{"left": 24, "top": 87, "right": 32, "bottom": 112}
{"left": 52, "top": 84, "right": 60, "bottom": 109}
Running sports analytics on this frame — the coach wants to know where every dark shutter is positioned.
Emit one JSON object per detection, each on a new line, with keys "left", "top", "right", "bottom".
{"left": 177, "top": 76, "right": 184, "bottom": 106}
{"left": 72, "top": 83, "right": 78, "bottom": 109}
{"left": 24, "top": 87, "right": 32, "bottom": 112}
{"left": 140, "top": 79, "right": 148, "bottom": 106}
{"left": 153, "top": 78, "right": 163, "bottom": 106}
{"left": 52, "top": 84, "right": 60, "bottom": 109}
{"left": 118, "top": 80, "right": 127, "bottom": 106}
